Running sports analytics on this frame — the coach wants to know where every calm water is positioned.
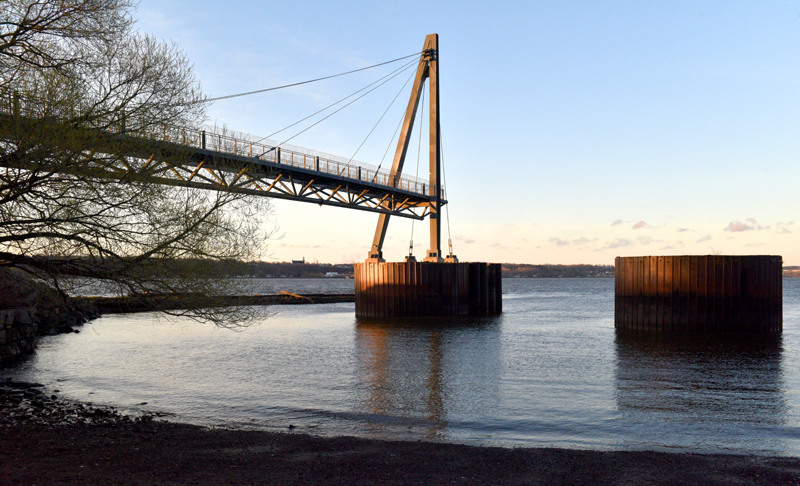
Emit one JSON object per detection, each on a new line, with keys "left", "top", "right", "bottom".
{"left": 4, "top": 277, "right": 800, "bottom": 456}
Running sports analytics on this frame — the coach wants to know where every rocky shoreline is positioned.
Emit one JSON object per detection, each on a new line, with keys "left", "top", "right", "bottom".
{"left": 0, "top": 378, "right": 158, "bottom": 428}
{"left": 0, "top": 298, "right": 99, "bottom": 365}
{"left": 0, "top": 268, "right": 102, "bottom": 364}
{"left": 1, "top": 378, "right": 800, "bottom": 485}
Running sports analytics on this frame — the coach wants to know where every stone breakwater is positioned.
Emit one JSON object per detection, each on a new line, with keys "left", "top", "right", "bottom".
{"left": 0, "top": 301, "right": 99, "bottom": 365}
{"left": 77, "top": 292, "right": 355, "bottom": 313}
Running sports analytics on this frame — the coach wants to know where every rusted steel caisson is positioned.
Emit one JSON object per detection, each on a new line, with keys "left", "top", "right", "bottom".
{"left": 615, "top": 255, "right": 782, "bottom": 333}
{"left": 354, "top": 261, "right": 501, "bottom": 318}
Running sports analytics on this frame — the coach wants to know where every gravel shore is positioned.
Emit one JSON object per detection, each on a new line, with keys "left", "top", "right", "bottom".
{"left": 2, "top": 379, "right": 800, "bottom": 485}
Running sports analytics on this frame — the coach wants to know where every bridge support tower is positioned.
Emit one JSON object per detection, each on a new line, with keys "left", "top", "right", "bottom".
{"left": 356, "top": 34, "right": 502, "bottom": 318}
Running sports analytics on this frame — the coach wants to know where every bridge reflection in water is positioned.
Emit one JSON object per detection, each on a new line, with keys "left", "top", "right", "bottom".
{"left": 353, "top": 317, "right": 502, "bottom": 440}
{"left": 614, "top": 331, "right": 788, "bottom": 452}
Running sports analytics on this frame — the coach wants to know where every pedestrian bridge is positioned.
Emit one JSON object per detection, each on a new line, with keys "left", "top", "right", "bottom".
{"left": 0, "top": 111, "right": 441, "bottom": 220}
{"left": 0, "top": 33, "right": 448, "bottom": 261}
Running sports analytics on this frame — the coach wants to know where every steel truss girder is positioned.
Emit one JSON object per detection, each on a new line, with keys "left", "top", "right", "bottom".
{"left": 132, "top": 157, "right": 433, "bottom": 219}
{"left": 0, "top": 115, "right": 444, "bottom": 220}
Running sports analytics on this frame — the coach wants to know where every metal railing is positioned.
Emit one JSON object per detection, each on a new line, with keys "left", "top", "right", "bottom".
{"left": 190, "top": 127, "right": 442, "bottom": 198}
{"left": 0, "top": 91, "right": 444, "bottom": 199}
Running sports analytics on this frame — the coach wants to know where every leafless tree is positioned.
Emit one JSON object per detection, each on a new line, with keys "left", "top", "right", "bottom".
{"left": 0, "top": 0, "right": 275, "bottom": 327}
{"left": 0, "top": 0, "right": 134, "bottom": 88}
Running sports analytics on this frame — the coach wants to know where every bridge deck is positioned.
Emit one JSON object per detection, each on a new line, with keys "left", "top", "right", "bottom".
{"left": 0, "top": 110, "right": 444, "bottom": 219}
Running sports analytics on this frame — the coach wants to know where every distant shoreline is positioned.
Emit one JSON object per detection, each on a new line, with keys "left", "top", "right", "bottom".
{"left": 240, "top": 262, "right": 617, "bottom": 279}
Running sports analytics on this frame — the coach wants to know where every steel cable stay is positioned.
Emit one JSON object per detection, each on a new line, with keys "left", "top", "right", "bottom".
{"left": 340, "top": 66, "right": 418, "bottom": 176}
{"left": 441, "top": 132, "right": 454, "bottom": 258}
{"left": 0, "top": 36, "right": 447, "bottom": 229}
{"left": 205, "top": 52, "right": 423, "bottom": 102}
{"left": 260, "top": 60, "right": 419, "bottom": 159}
{"left": 372, "top": 107, "right": 406, "bottom": 183}
{"left": 252, "top": 58, "right": 418, "bottom": 146}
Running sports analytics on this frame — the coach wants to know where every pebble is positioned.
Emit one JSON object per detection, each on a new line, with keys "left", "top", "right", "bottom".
{"left": 0, "top": 379, "right": 154, "bottom": 428}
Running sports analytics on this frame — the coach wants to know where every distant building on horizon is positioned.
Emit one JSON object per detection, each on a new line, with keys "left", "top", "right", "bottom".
{"left": 292, "top": 257, "right": 305, "bottom": 265}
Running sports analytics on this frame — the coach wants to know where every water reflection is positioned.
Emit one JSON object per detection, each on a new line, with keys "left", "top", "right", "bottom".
{"left": 615, "top": 331, "right": 788, "bottom": 452}
{"left": 354, "top": 316, "right": 502, "bottom": 440}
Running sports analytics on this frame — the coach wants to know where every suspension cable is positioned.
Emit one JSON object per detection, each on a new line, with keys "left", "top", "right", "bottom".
{"left": 254, "top": 58, "right": 418, "bottom": 145}
{"left": 206, "top": 52, "right": 423, "bottom": 102}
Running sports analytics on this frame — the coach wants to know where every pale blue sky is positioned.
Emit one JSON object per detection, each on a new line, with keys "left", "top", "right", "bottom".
{"left": 136, "top": 1, "right": 800, "bottom": 265}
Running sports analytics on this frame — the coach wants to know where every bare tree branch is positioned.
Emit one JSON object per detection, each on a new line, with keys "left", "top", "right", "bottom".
{"left": 0, "top": 0, "right": 275, "bottom": 327}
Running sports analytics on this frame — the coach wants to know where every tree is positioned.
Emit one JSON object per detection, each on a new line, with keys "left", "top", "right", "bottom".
{"left": 0, "top": 0, "right": 274, "bottom": 327}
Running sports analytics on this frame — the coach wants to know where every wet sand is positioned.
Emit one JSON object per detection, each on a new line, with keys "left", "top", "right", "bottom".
{"left": 2, "top": 380, "right": 799, "bottom": 485}
{"left": 5, "top": 422, "right": 800, "bottom": 486}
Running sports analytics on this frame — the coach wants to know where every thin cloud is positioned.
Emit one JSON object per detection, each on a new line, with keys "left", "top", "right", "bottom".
{"left": 635, "top": 236, "right": 657, "bottom": 245}
{"left": 776, "top": 221, "right": 794, "bottom": 234}
{"left": 725, "top": 218, "right": 768, "bottom": 232}
{"left": 549, "top": 237, "right": 569, "bottom": 246}
{"left": 572, "top": 237, "right": 598, "bottom": 246}
{"left": 661, "top": 240, "right": 685, "bottom": 251}
{"left": 677, "top": 228, "right": 689, "bottom": 233}
{"left": 453, "top": 235, "right": 476, "bottom": 244}
{"left": 696, "top": 235, "right": 712, "bottom": 243}
{"left": 632, "top": 221, "right": 647, "bottom": 229}
{"left": 725, "top": 221, "right": 751, "bottom": 232}
{"left": 611, "top": 219, "right": 622, "bottom": 226}
{"left": 596, "top": 238, "right": 633, "bottom": 251}
{"left": 595, "top": 235, "right": 660, "bottom": 251}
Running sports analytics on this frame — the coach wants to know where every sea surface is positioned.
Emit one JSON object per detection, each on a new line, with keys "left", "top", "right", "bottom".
{"left": 4, "top": 277, "right": 800, "bottom": 456}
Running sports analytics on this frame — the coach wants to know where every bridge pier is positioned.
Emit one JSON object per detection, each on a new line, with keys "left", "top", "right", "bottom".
{"left": 615, "top": 255, "right": 782, "bottom": 333}
{"left": 354, "top": 261, "right": 501, "bottom": 318}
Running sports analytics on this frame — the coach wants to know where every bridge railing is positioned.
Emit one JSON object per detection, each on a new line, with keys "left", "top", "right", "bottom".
{"left": 0, "top": 90, "right": 445, "bottom": 199}
{"left": 184, "top": 126, "right": 443, "bottom": 199}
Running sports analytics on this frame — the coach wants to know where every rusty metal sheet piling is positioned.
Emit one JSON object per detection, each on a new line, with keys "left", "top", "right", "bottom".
{"left": 354, "top": 261, "right": 501, "bottom": 318}
{"left": 615, "top": 255, "right": 782, "bottom": 333}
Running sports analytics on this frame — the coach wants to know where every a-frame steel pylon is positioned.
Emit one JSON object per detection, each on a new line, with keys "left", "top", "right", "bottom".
{"left": 367, "top": 33, "right": 446, "bottom": 263}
